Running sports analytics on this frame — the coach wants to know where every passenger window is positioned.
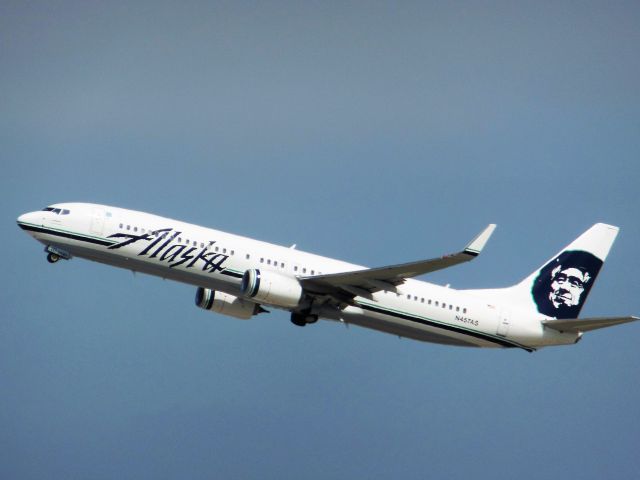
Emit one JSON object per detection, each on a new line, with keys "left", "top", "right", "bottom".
{"left": 456, "top": 307, "right": 460, "bottom": 312}
{"left": 442, "top": 303, "right": 446, "bottom": 309}
{"left": 294, "top": 266, "right": 298, "bottom": 272}
{"left": 463, "top": 308, "right": 467, "bottom": 314}
{"left": 303, "top": 268, "right": 307, "bottom": 274}
{"left": 127, "top": 225, "right": 131, "bottom": 230}
{"left": 449, "top": 305, "right": 453, "bottom": 310}
{"left": 119, "top": 223, "right": 123, "bottom": 229}
{"left": 246, "top": 254, "right": 250, "bottom": 260}
{"left": 435, "top": 301, "right": 439, "bottom": 307}
{"left": 223, "top": 248, "right": 227, "bottom": 254}
{"left": 260, "top": 258, "right": 264, "bottom": 263}
{"left": 428, "top": 299, "right": 432, "bottom": 305}
{"left": 267, "top": 259, "right": 271, "bottom": 265}
{"left": 311, "top": 270, "right": 315, "bottom": 275}
{"left": 134, "top": 227, "right": 138, "bottom": 232}
{"left": 281, "top": 263, "right": 285, "bottom": 268}
{"left": 231, "top": 250, "right": 234, "bottom": 255}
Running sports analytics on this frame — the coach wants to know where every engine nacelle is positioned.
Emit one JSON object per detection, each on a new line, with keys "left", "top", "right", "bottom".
{"left": 195, "top": 288, "right": 260, "bottom": 320}
{"left": 240, "top": 269, "right": 303, "bottom": 309}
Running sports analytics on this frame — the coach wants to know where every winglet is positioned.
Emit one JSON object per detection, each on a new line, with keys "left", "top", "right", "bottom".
{"left": 464, "top": 224, "right": 496, "bottom": 257}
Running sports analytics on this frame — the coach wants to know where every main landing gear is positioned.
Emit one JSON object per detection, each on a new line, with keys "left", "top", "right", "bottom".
{"left": 290, "top": 312, "right": 319, "bottom": 327}
{"left": 47, "top": 253, "right": 60, "bottom": 263}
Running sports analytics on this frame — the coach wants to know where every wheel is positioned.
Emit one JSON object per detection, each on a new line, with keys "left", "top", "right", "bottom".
{"left": 47, "top": 253, "right": 60, "bottom": 263}
{"left": 305, "top": 314, "right": 319, "bottom": 324}
{"left": 290, "top": 313, "right": 307, "bottom": 327}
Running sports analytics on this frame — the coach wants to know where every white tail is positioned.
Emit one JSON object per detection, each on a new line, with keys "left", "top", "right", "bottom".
{"left": 468, "top": 224, "right": 619, "bottom": 319}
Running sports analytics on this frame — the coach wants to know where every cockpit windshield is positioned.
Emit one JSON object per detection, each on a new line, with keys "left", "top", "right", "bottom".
{"left": 42, "top": 207, "right": 70, "bottom": 215}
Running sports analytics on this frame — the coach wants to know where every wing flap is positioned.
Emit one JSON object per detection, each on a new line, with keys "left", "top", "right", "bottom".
{"left": 542, "top": 316, "right": 639, "bottom": 333}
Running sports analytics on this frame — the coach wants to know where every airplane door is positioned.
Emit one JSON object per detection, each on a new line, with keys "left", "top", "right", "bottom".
{"left": 497, "top": 308, "right": 510, "bottom": 337}
{"left": 90, "top": 208, "right": 105, "bottom": 235}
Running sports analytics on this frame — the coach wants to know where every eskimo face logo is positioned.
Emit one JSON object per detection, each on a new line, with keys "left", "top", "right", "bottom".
{"left": 531, "top": 250, "right": 603, "bottom": 319}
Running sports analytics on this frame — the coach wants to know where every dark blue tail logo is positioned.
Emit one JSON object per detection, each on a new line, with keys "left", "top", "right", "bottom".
{"left": 532, "top": 250, "right": 603, "bottom": 319}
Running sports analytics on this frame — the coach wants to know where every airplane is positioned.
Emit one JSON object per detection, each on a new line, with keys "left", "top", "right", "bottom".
{"left": 17, "top": 203, "right": 638, "bottom": 352}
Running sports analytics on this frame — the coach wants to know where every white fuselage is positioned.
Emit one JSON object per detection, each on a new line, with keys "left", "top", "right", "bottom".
{"left": 17, "top": 203, "right": 579, "bottom": 351}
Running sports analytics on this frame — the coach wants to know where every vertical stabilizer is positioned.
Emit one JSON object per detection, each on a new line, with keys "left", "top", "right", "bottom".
{"left": 471, "top": 224, "right": 620, "bottom": 319}
{"left": 509, "top": 223, "right": 619, "bottom": 318}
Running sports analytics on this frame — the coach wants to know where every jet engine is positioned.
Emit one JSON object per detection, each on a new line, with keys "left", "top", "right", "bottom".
{"left": 195, "top": 287, "right": 262, "bottom": 320}
{"left": 240, "top": 269, "right": 303, "bottom": 308}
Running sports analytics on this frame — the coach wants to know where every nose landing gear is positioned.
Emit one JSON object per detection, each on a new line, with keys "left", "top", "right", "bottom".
{"left": 44, "top": 245, "right": 71, "bottom": 264}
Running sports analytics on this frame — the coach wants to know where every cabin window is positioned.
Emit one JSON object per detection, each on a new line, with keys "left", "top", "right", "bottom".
{"left": 119, "top": 223, "right": 123, "bottom": 229}
{"left": 260, "top": 258, "right": 264, "bottom": 263}
{"left": 303, "top": 268, "right": 307, "bottom": 274}
{"left": 201, "top": 243, "right": 205, "bottom": 248}
{"left": 311, "top": 270, "right": 315, "bottom": 275}
{"left": 231, "top": 250, "right": 234, "bottom": 255}
{"left": 126, "top": 225, "right": 131, "bottom": 230}
{"left": 435, "top": 301, "right": 439, "bottom": 307}
{"left": 134, "top": 227, "right": 138, "bottom": 232}
{"left": 449, "top": 305, "right": 453, "bottom": 310}
{"left": 294, "top": 266, "right": 298, "bottom": 272}
{"left": 267, "top": 259, "right": 271, "bottom": 265}
{"left": 246, "top": 254, "right": 250, "bottom": 260}
{"left": 215, "top": 247, "right": 219, "bottom": 252}
{"left": 420, "top": 298, "right": 424, "bottom": 303}
{"left": 281, "top": 262, "right": 285, "bottom": 268}
{"left": 463, "top": 308, "right": 467, "bottom": 314}
{"left": 442, "top": 303, "right": 446, "bottom": 309}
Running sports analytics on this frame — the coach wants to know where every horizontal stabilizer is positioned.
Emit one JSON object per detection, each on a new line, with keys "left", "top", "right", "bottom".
{"left": 542, "top": 316, "right": 639, "bottom": 333}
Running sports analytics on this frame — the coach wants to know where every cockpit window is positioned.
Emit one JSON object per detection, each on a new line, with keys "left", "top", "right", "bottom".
{"left": 41, "top": 207, "right": 71, "bottom": 215}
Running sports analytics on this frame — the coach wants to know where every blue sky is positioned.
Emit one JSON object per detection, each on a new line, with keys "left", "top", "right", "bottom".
{"left": 2, "top": 2, "right": 640, "bottom": 479}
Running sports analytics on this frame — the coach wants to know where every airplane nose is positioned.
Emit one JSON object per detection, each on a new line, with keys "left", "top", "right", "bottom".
{"left": 17, "top": 211, "right": 37, "bottom": 228}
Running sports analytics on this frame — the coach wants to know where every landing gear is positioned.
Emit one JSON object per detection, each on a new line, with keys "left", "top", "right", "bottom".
{"left": 44, "top": 245, "right": 71, "bottom": 263}
{"left": 290, "top": 312, "right": 319, "bottom": 327}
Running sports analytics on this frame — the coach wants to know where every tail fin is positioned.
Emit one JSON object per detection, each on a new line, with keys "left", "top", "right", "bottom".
{"left": 502, "top": 223, "right": 619, "bottom": 319}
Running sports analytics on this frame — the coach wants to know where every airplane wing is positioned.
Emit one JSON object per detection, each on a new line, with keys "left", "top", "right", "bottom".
{"left": 300, "top": 224, "right": 496, "bottom": 300}
{"left": 542, "top": 316, "right": 639, "bottom": 333}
